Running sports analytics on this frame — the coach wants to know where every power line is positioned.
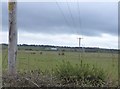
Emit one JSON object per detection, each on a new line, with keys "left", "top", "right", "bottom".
{"left": 55, "top": 1, "right": 72, "bottom": 55}
{"left": 77, "top": 1, "right": 85, "bottom": 59}
{"left": 55, "top": 1, "right": 70, "bottom": 27}
{"left": 66, "top": 0, "right": 76, "bottom": 28}
{"left": 77, "top": 0, "right": 84, "bottom": 40}
{"left": 77, "top": 0, "right": 82, "bottom": 34}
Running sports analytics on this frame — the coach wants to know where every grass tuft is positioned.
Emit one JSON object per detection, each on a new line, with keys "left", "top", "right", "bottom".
{"left": 54, "top": 60, "right": 108, "bottom": 87}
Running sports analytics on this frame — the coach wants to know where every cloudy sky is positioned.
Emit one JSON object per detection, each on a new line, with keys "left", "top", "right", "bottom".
{"left": 1, "top": 1, "right": 118, "bottom": 49}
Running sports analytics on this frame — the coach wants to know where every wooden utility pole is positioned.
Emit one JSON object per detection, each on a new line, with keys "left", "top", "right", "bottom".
{"left": 78, "top": 38, "right": 82, "bottom": 48}
{"left": 77, "top": 37, "right": 83, "bottom": 60}
{"left": 8, "top": 0, "right": 17, "bottom": 75}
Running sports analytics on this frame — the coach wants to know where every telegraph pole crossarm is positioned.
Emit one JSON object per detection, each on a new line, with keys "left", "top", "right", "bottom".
{"left": 77, "top": 37, "right": 83, "bottom": 49}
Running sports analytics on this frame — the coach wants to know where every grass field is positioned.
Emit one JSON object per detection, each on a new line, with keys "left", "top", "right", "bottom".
{"left": 2, "top": 49, "right": 118, "bottom": 83}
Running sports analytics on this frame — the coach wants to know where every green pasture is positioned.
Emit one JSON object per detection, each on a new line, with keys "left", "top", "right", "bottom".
{"left": 2, "top": 50, "right": 118, "bottom": 81}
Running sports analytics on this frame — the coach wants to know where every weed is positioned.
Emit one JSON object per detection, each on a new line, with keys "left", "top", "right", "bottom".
{"left": 54, "top": 60, "right": 107, "bottom": 87}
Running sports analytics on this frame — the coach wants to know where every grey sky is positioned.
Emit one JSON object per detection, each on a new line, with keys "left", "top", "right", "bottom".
{"left": 2, "top": 2, "right": 118, "bottom": 36}
{"left": 1, "top": 2, "right": 118, "bottom": 49}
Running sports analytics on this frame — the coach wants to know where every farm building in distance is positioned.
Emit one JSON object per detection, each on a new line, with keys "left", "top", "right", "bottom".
{"left": 1, "top": 44, "right": 119, "bottom": 53}
{"left": 50, "top": 48, "right": 58, "bottom": 51}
